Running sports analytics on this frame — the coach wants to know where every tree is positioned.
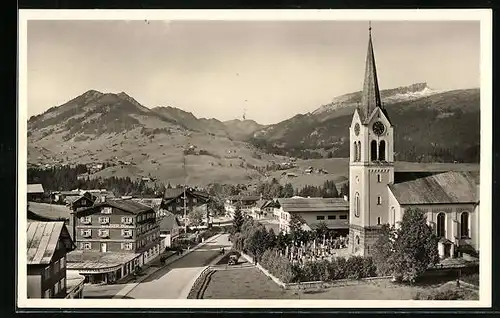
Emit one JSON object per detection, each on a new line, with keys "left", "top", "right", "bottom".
{"left": 372, "top": 224, "right": 397, "bottom": 276}
{"left": 232, "top": 204, "right": 244, "bottom": 233}
{"left": 187, "top": 207, "right": 204, "bottom": 227}
{"left": 289, "top": 213, "right": 306, "bottom": 242}
{"left": 283, "top": 183, "right": 294, "bottom": 198}
{"left": 373, "top": 207, "right": 440, "bottom": 283}
{"left": 314, "top": 221, "right": 330, "bottom": 241}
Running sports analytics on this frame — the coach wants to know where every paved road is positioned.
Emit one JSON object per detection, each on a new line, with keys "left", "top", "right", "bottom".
{"left": 126, "top": 234, "right": 232, "bottom": 299}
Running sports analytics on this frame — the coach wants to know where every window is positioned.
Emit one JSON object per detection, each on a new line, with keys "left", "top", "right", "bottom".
{"left": 391, "top": 207, "right": 396, "bottom": 226}
{"left": 122, "top": 242, "right": 133, "bottom": 250}
{"left": 377, "top": 196, "right": 382, "bottom": 205}
{"left": 80, "top": 242, "right": 91, "bottom": 250}
{"left": 354, "top": 192, "right": 360, "bottom": 217}
{"left": 99, "top": 216, "right": 109, "bottom": 224}
{"left": 377, "top": 217, "right": 381, "bottom": 225}
{"left": 328, "top": 215, "right": 336, "bottom": 220}
{"left": 316, "top": 215, "right": 325, "bottom": 220}
{"left": 461, "top": 212, "right": 470, "bottom": 238}
{"left": 98, "top": 229, "right": 109, "bottom": 238}
{"left": 356, "top": 235, "right": 360, "bottom": 245}
{"left": 378, "top": 140, "right": 386, "bottom": 161}
{"left": 121, "top": 217, "right": 133, "bottom": 224}
{"left": 101, "top": 207, "right": 112, "bottom": 214}
{"left": 122, "top": 229, "right": 133, "bottom": 238}
{"left": 339, "top": 215, "right": 348, "bottom": 220}
{"left": 353, "top": 142, "right": 358, "bottom": 161}
{"left": 81, "top": 229, "right": 92, "bottom": 237}
{"left": 44, "top": 265, "right": 51, "bottom": 280}
{"left": 53, "top": 260, "right": 60, "bottom": 275}
{"left": 370, "top": 140, "right": 378, "bottom": 161}
{"left": 437, "top": 213, "right": 446, "bottom": 237}
{"left": 377, "top": 174, "right": 382, "bottom": 183}
{"left": 60, "top": 257, "right": 66, "bottom": 270}
{"left": 80, "top": 216, "right": 91, "bottom": 224}
{"left": 43, "top": 289, "right": 51, "bottom": 298}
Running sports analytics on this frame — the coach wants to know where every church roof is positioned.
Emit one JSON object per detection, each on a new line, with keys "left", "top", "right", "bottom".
{"left": 389, "top": 171, "right": 479, "bottom": 205}
{"left": 359, "top": 25, "right": 383, "bottom": 124}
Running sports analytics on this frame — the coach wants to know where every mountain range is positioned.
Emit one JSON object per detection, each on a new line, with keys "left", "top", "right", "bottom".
{"left": 27, "top": 82, "right": 480, "bottom": 186}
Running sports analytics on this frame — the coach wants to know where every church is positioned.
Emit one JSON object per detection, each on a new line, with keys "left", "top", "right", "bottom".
{"left": 347, "top": 26, "right": 480, "bottom": 260}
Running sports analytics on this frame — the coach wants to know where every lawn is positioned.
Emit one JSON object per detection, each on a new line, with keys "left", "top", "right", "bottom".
{"left": 202, "top": 266, "right": 479, "bottom": 300}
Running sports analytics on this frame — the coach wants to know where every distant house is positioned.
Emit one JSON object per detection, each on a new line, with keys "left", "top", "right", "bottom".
{"left": 161, "top": 188, "right": 210, "bottom": 216}
{"left": 277, "top": 197, "right": 350, "bottom": 236}
{"left": 159, "top": 212, "right": 182, "bottom": 248}
{"left": 27, "top": 221, "right": 85, "bottom": 299}
{"left": 252, "top": 199, "right": 279, "bottom": 219}
{"left": 225, "top": 195, "right": 261, "bottom": 217}
{"left": 27, "top": 184, "right": 44, "bottom": 202}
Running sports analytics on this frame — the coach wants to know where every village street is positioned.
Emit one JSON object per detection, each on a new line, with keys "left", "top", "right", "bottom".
{"left": 123, "top": 233, "right": 231, "bottom": 299}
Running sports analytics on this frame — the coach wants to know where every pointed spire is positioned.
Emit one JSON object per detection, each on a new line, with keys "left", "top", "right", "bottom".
{"left": 360, "top": 21, "right": 382, "bottom": 122}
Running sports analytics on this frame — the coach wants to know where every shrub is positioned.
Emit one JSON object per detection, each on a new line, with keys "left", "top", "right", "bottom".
{"left": 346, "top": 256, "right": 365, "bottom": 279}
{"left": 413, "top": 289, "right": 469, "bottom": 300}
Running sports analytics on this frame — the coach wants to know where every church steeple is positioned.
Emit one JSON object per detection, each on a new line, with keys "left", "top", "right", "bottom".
{"left": 359, "top": 22, "right": 383, "bottom": 122}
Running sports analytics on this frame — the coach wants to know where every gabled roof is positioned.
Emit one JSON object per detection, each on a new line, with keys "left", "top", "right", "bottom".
{"left": 163, "top": 188, "right": 185, "bottom": 199}
{"left": 132, "top": 198, "right": 163, "bottom": 210}
{"left": 389, "top": 171, "right": 479, "bottom": 205}
{"left": 28, "top": 202, "right": 72, "bottom": 220}
{"left": 75, "top": 199, "right": 154, "bottom": 216}
{"left": 27, "top": 210, "right": 58, "bottom": 222}
{"left": 26, "top": 221, "right": 73, "bottom": 265}
{"left": 27, "top": 184, "right": 44, "bottom": 194}
{"left": 277, "top": 197, "right": 349, "bottom": 213}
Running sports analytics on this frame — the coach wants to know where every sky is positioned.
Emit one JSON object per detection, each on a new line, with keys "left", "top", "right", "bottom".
{"left": 26, "top": 20, "right": 480, "bottom": 124}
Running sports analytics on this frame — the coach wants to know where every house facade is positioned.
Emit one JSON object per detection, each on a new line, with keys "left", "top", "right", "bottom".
{"left": 68, "top": 199, "right": 162, "bottom": 284}
{"left": 27, "top": 183, "right": 45, "bottom": 202}
{"left": 224, "top": 195, "right": 261, "bottom": 217}
{"left": 347, "top": 26, "right": 480, "bottom": 259}
{"left": 159, "top": 212, "right": 182, "bottom": 248}
{"left": 278, "top": 197, "right": 350, "bottom": 235}
{"left": 27, "top": 221, "right": 84, "bottom": 299}
{"left": 161, "top": 188, "right": 210, "bottom": 216}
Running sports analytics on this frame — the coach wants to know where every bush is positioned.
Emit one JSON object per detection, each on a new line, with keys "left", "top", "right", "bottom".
{"left": 259, "top": 249, "right": 296, "bottom": 283}
{"left": 346, "top": 256, "right": 365, "bottom": 279}
{"left": 413, "top": 288, "right": 469, "bottom": 300}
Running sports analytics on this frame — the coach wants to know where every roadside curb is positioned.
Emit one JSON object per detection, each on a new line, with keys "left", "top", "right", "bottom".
{"left": 179, "top": 247, "right": 230, "bottom": 299}
{"left": 112, "top": 233, "right": 224, "bottom": 299}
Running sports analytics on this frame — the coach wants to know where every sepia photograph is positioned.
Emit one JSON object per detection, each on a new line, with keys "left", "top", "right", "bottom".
{"left": 18, "top": 9, "right": 492, "bottom": 309}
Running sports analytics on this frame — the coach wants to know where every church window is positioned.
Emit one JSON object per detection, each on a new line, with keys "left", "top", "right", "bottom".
{"left": 357, "top": 142, "right": 361, "bottom": 161}
{"left": 437, "top": 213, "right": 446, "bottom": 237}
{"left": 460, "top": 212, "right": 469, "bottom": 238}
{"left": 354, "top": 192, "right": 360, "bottom": 217}
{"left": 391, "top": 207, "right": 396, "bottom": 226}
{"left": 379, "top": 140, "right": 386, "bottom": 161}
{"left": 355, "top": 235, "right": 360, "bottom": 245}
{"left": 377, "top": 174, "right": 381, "bottom": 183}
{"left": 370, "top": 140, "right": 378, "bottom": 161}
{"left": 353, "top": 142, "right": 358, "bottom": 162}
{"left": 377, "top": 217, "right": 381, "bottom": 225}
{"left": 377, "top": 196, "right": 382, "bottom": 205}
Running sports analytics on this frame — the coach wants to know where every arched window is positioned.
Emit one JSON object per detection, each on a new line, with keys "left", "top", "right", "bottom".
{"left": 371, "top": 140, "right": 378, "bottom": 161}
{"left": 437, "top": 213, "right": 446, "bottom": 237}
{"left": 391, "top": 207, "right": 396, "bottom": 226}
{"left": 356, "top": 235, "right": 360, "bottom": 245}
{"left": 377, "top": 196, "right": 382, "bottom": 205}
{"left": 377, "top": 217, "right": 381, "bottom": 225}
{"left": 353, "top": 142, "right": 358, "bottom": 161}
{"left": 379, "top": 140, "right": 386, "bottom": 161}
{"left": 357, "top": 142, "right": 361, "bottom": 161}
{"left": 377, "top": 174, "right": 382, "bottom": 183}
{"left": 461, "top": 212, "right": 469, "bottom": 238}
{"left": 354, "top": 192, "right": 360, "bottom": 217}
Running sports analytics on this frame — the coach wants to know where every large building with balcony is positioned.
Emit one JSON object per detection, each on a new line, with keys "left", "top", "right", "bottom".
{"left": 161, "top": 188, "right": 210, "bottom": 217}
{"left": 277, "top": 197, "right": 350, "bottom": 236}
{"left": 67, "top": 199, "right": 162, "bottom": 284}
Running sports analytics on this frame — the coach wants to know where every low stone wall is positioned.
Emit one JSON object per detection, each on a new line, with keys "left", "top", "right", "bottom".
{"left": 240, "top": 251, "right": 391, "bottom": 291}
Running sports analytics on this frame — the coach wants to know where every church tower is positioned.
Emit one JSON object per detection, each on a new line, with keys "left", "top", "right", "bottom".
{"left": 348, "top": 24, "right": 394, "bottom": 256}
